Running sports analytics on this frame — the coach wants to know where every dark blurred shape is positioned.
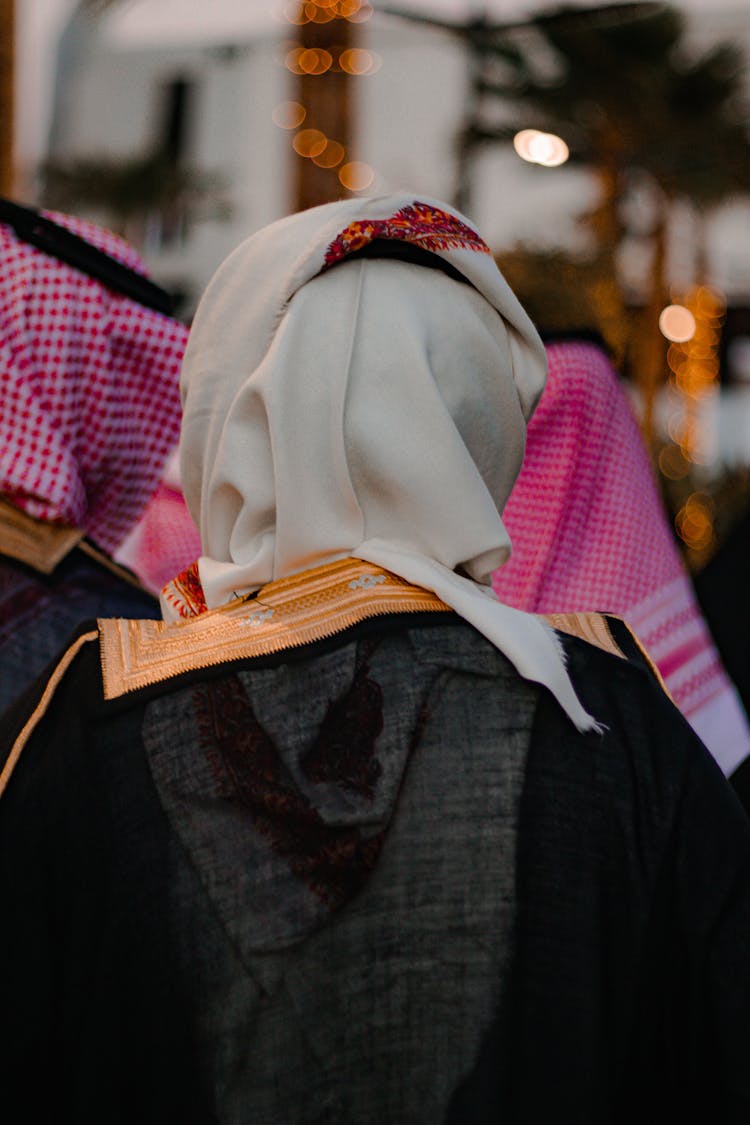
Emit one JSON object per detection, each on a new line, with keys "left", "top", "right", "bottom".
{"left": 495, "top": 245, "right": 624, "bottom": 361}
{"left": 161, "top": 77, "right": 193, "bottom": 165}
{"left": 694, "top": 504, "right": 750, "bottom": 717}
{"left": 0, "top": 0, "right": 15, "bottom": 197}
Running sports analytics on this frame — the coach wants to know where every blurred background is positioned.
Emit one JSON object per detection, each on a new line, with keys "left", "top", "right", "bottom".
{"left": 3, "top": 0, "right": 750, "bottom": 571}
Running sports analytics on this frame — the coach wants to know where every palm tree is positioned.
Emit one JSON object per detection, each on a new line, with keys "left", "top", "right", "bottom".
{"left": 630, "top": 41, "right": 750, "bottom": 439}
{"left": 381, "top": 2, "right": 667, "bottom": 216}
{"left": 381, "top": 3, "right": 687, "bottom": 380}
{"left": 404, "top": 2, "right": 750, "bottom": 442}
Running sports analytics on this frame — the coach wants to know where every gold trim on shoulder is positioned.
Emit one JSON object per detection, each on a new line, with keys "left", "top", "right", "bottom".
{"left": 99, "top": 558, "right": 451, "bottom": 701}
{"left": 543, "top": 611, "right": 626, "bottom": 661}
{"left": 0, "top": 630, "right": 98, "bottom": 799}
{"left": 544, "top": 610, "right": 673, "bottom": 700}
{"left": 0, "top": 496, "right": 83, "bottom": 575}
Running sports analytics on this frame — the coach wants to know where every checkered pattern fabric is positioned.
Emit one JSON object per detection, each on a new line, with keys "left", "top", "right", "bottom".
{"left": 0, "top": 210, "right": 187, "bottom": 553}
{"left": 116, "top": 479, "right": 201, "bottom": 595}
{"left": 494, "top": 339, "right": 750, "bottom": 768}
{"left": 495, "top": 340, "right": 680, "bottom": 610}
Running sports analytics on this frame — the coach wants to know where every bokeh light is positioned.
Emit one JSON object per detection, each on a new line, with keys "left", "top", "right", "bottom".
{"left": 339, "top": 161, "right": 374, "bottom": 191}
{"left": 340, "top": 0, "right": 372, "bottom": 19}
{"left": 284, "top": 0, "right": 373, "bottom": 21}
{"left": 293, "top": 128, "right": 328, "bottom": 158}
{"left": 312, "top": 139, "right": 346, "bottom": 168}
{"left": 272, "top": 101, "right": 307, "bottom": 129}
{"left": 675, "top": 492, "right": 715, "bottom": 553}
{"left": 339, "top": 48, "right": 381, "bottom": 75}
{"left": 658, "top": 443, "right": 690, "bottom": 481}
{"left": 513, "top": 129, "right": 569, "bottom": 167}
{"left": 285, "top": 47, "right": 333, "bottom": 75}
{"left": 306, "top": 1, "right": 335, "bottom": 22}
{"left": 659, "top": 304, "right": 696, "bottom": 343}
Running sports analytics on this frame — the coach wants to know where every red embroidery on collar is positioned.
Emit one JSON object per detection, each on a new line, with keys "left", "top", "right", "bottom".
{"left": 161, "top": 559, "right": 207, "bottom": 619}
{"left": 324, "top": 201, "right": 490, "bottom": 266}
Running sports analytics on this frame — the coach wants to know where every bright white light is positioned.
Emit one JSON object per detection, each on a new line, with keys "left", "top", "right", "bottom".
{"left": 513, "top": 129, "right": 539, "bottom": 161}
{"left": 513, "top": 129, "right": 569, "bottom": 167}
{"left": 659, "top": 304, "right": 697, "bottom": 343}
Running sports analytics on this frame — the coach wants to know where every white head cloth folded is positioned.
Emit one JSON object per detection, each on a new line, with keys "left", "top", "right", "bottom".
{"left": 172, "top": 193, "right": 601, "bottom": 732}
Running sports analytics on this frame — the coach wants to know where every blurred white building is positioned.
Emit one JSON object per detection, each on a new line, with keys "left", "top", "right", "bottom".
{"left": 40, "top": 0, "right": 750, "bottom": 424}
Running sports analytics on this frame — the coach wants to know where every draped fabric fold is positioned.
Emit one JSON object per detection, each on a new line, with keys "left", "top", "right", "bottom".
{"left": 170, "top": 193, "right": 601, "bottom": 732}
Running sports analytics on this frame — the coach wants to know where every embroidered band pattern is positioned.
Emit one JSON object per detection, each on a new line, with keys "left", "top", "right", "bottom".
{"left": 325, "top": 201, "right": 490, "bottom": 267}
{"left": 100, "top": 557, "right": 452, "bottom": 699}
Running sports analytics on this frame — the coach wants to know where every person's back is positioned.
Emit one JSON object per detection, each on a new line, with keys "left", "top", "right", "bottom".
{"left": 0, "top": 517, "right": 157, "bottom": 712}
{"left": 2, "top": 566, "right": 747, "bottom": 1122}
{"left": 2, "top": 194, "right": 749, "bottom": 1123}
{"left": 0, "top": 204, "right": 188, "bottom": 707}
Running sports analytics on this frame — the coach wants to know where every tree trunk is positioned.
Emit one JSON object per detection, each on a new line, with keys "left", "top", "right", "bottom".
{"left": 639, "top": 190, "right": 670, "bottom": 450}
{"left": 0, "top": 0, "right": 15, "bottom": 197}
{"left": 294, "top": 7, "right": 354, "bottom": 213}
{"left": 587, "top": 161, "right": 629, "bottom": 366}
{"left": 693, "top": 205, "right": 711, "bottom": 287}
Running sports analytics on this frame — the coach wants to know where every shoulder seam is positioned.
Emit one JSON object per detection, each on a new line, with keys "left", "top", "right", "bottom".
{"left": 542, "top": 611, "right": 625, "bottom": 660}
{"left": 0, "top": 629, "right": 98, "bottom": 799}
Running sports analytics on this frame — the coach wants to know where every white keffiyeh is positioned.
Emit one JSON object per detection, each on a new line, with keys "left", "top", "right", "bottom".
{"left": 170, "top": 193, "right": 601, "bottom": 732}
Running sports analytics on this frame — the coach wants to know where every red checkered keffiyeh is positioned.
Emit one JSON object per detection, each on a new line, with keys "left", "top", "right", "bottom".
{"left": 0, "top": 210, "right": 187, "bottom": 553}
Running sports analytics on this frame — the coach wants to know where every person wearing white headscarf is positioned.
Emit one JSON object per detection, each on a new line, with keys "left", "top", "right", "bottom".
{"left": 164, "top": 193, "right": 599, "bottom": 732}
{"left": 2, "top": 194, "right": 750, "bottom": 1124}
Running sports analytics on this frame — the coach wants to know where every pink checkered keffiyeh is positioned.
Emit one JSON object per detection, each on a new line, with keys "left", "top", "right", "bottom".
{"left": 116, "top": 476, "right": 202, "bottom": 596}
{"left": 494, "top": 338, "right": 750, "bottom": 772}
{"left": 0, "top": 209, "right": 187, "bottom": 554}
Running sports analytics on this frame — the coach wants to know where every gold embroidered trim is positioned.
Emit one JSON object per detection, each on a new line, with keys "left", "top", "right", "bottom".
{"left": 544, "top": 611, "right": 672, "bottom": 698}
{"left": 0, "top": 630, "right": 98, "bottom": 799}
{"left": 543, "top": 611, "right": 626, "bottom": 661}
{"left": 0, "top": 496, "right": 83, "bottom": 575}
{"left": 99, "top": 558, "right": 451, "bottom": 700}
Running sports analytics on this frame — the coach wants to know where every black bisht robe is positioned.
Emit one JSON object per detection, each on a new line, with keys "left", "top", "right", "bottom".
{"left": 1, "top": 602, "right": 749, "bottom": 1123}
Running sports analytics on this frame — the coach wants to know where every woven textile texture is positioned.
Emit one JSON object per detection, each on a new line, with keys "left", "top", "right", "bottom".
{"left": 494, "top": 338, "right": 750, "bottom": 772}
{"left": 0, "top": 210, "right": 187, "bottom": 553}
